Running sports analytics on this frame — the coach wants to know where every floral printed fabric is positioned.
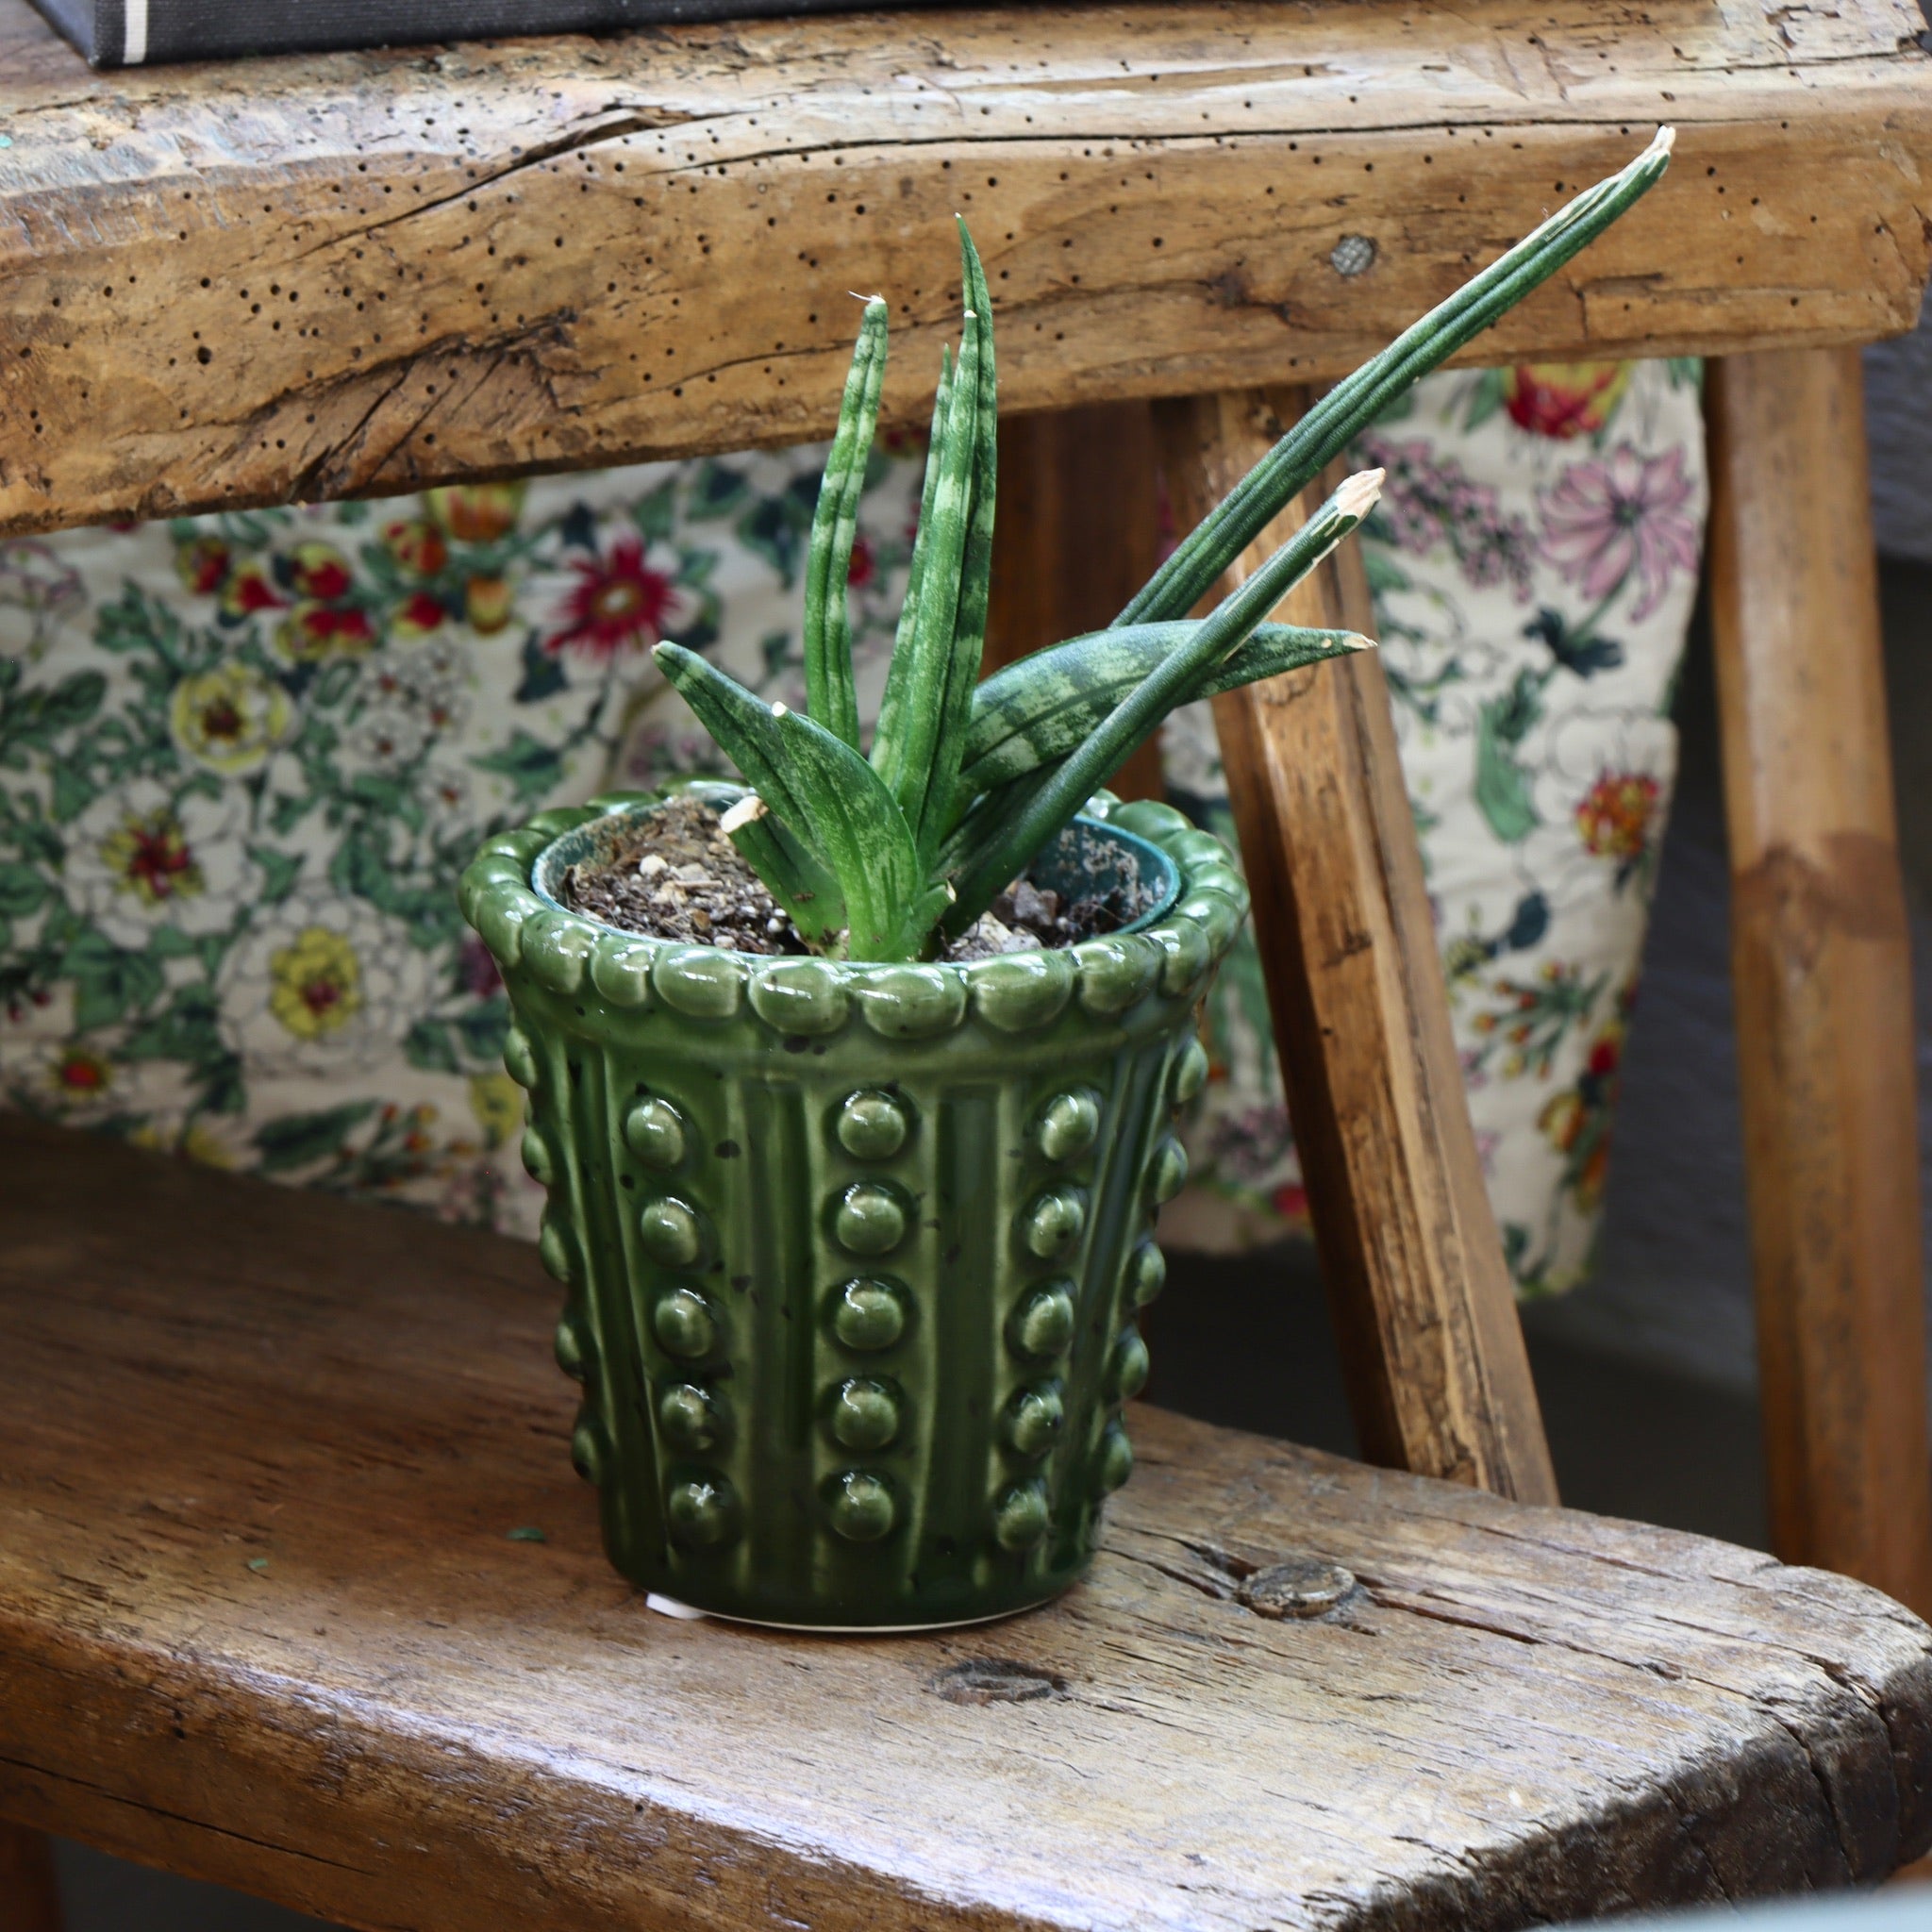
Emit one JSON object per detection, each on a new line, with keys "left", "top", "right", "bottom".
{"left": 0, "top": 362, "right": 1704, "bottom": 1294}
{"left": 0, "top": 452, "right": 919, "bottom": 1237}
{"left": 1163, "top": 358, "right": 1707, "bottom": 1293}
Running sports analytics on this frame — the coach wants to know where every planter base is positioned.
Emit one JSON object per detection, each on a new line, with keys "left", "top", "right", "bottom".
{"left": 646, "top": 1589, "right": 1070, "bottom": 1633}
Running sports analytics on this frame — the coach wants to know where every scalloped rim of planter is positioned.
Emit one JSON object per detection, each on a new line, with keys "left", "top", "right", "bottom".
{"left": 461, "top": 779, "right": 1248, "bottom": 1038}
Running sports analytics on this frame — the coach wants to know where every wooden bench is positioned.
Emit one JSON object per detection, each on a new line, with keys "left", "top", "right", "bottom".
{"left": 5, "top": 1, "right": 1932, "bottom": 1919}
{"left": 3, "top": 1115, "right": 1930, "bottom": 1929}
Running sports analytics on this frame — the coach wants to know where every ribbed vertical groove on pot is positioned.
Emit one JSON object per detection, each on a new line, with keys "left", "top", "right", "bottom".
{"left": 579, "top": 1049, "right": 657, "bottom": 1568}
{"left": 991, "top": 1070, "right": 1044, "bottom": 1595}
{"left": 744, "top": 1076, "right": 816, "bottom": 1600}
{"left": 931, "top": 1081, "right": 1002, "bottom": 1609}
{"left": 537, "top": 1031, "right": 605, "bottom": 1474}
{"left": 1058, "top": 1034, "right": 1167, "bottom": 1565}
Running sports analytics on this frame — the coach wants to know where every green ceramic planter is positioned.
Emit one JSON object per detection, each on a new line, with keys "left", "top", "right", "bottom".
{"left": 459, "top": 781, "right": 1247, "bottom": 1628}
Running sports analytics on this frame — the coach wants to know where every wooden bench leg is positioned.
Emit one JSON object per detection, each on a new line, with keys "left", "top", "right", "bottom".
{"left": 1156, "top": 388, "right": 1557, "bottom": 1503}
{"left": 0, "top": 1823, "right": 64, "bottom": 1932}
{"left": 986, "top": 401, "right": 1165, "bottom": 800}
{"left": 1707, "top": 347, "right": 1932, "bottom": 1616}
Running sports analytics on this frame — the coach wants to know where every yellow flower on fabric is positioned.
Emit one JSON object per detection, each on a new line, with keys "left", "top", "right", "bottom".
{"left": 129, "top": 1117, "right": 242, "bottom": 1168}
{"left": 1538, "top": 1089, "right": 1584, "bottom": 1154}
{"left": 268, "top": 925, "right": 364, "bottom": 1041}
{"left": 98, "top": 803, "right": 205, "bottom": 911}
{"left": 170, "top": 662, "right": 291, "bottom": 775}
{"left": 174, "top": 534, "right": 233, "bottom": 597}
{"left": 426, "top": 482, "right": 525, "bottom": 544}
{"left": 468, "top": 1072, "right": 524, "bottom": 1149}
{"left": 384, "top": 519, "right": 449, "bottom": 577}
{"left": 463, "top": 575, "right": 514, "bottom": 634}
{"left": 217, "top": 558, "right": 284, "bottom": 621}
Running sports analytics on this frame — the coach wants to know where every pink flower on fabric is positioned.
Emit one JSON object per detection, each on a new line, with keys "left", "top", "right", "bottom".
{"left": 1539, "top": 445, "right": 1700, "bottom": 622}
{"left": 1355, "top": 432, "right": 1534, "bottom": 600}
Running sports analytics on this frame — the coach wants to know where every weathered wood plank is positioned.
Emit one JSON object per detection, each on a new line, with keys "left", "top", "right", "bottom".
{"left": 984, "top": 400, "right": 1165, "bottom": 798}
{"left": 1, "top": 1116, "right": 1928, "bottom": 1932}
{"left": 0, "top": 1822, "right": 63, "bottom": 1932}
{"left": 2, "top": 0, "right": 1929, "bottom": 533}
{"left": 1707, "top": 348, "right": 1932, "bottom": 1621}
{"left": 1157, "top": 388, "right": 1556, "bottom": 1504}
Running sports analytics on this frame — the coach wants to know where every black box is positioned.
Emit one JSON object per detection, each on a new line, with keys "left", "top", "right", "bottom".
{"left": 31, "top": 0, "right": 939, "bottom": 69}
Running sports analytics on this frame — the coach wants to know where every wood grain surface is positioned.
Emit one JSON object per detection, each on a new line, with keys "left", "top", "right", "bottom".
{"left": 0, "top": 1821, "right": 63, "bottom": 1932}
{"left": 1707, "top": 348, "right": 1932, "bottom": 1621}
{"left": 1158, "top": 389, "right": 1556, "bottom": 1505}
{"left": 2, "top": 1117, "right": 1928, "bottom": 1932}
{"left": 985, "top": 400, "right": 1165, "bottom": 799}
{"left": 2, "top": 0, "right": 1930, "bottom": 533}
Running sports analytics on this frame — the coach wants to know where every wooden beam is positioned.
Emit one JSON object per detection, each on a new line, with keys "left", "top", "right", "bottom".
{"left": 1707, "top": 346, "right": 1932, "bottom": 1618}
{"left": 1156, "top": 389, "right": 1557, "bottom": 1503}
{"left": 985, "top": 401, "right": 1164, "bottom": 801}
{"left": 3, "top": 0, "right": 1930, "bottom": 534}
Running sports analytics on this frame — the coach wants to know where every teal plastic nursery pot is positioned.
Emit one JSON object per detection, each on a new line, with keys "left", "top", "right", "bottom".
{"left": 459, "top": 782, "right": 1248, "bottom": 1629}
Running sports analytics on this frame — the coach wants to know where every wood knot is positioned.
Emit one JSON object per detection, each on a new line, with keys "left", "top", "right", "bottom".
{"left": 1329, "top": 234, "right": 1377, "bottom": 277}
{"left": 1733, "top": 834, "right": 1907, "bottom": 958}
{"left": 929, "top": 1658, "right": 1066, "bottom": 1706}
{"left": 1236, "top": 1556, "right": 1357, "bottom": 1620}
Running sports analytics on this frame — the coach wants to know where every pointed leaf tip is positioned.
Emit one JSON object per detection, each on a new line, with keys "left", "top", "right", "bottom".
{"left": 1336, "top": 468, "right": 1386, "bottom": 520}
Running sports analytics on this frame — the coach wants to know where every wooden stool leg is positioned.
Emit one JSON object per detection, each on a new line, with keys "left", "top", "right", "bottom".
{"left": 1156, "top": 389, "right": 1557, "bottom": 1503}
{"left": 986, "top": 401, "right": 1165, "bottom": 800}
{"left": 0, "top": 1823, "right": 64, "bottom": 1932}
{"left": 1707, "top": 347, "right": 1932, "bottom": 1616}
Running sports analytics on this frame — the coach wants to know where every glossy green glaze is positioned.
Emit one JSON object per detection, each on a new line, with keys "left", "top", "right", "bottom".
{"left": 460, "top": 781, "right": 1247, "bottom": 1628}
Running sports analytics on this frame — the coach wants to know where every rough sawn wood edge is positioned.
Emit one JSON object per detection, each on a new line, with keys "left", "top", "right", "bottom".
{"left": 1, "top": 0, "right": 1929, "bottom": 532}
{"left": 1112, "top": 1431, "right": 1932, "bottom": 1922}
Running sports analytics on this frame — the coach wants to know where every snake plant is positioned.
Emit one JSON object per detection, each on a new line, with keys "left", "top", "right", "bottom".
{"left": 655, "top": 128, "right": 1674, "bottom": 961}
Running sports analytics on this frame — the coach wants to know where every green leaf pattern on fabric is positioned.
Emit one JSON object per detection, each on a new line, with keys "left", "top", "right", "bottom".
{"left": 0, "top": 456, "right": 919, "bottom": 1235}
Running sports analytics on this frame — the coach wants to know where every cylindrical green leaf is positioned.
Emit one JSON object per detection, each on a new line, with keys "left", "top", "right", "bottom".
{"left": 944, "top": 475, "right": 1380, "bottom": 929}
{"left": 803, "top": 296, "right": 889, "bottom": 750}
{"left": 1118, "top": 129, "right": 1674, "bottom": 627}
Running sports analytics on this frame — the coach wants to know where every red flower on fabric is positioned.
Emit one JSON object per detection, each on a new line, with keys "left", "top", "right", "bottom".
{"left": 1271, "top": 1181, "right": 1310, "bottom": 1224}
{"left": 1502, "top": 362, "right": 1632, "bottom": 441}
{"left": 289, "top": 542, "right": 355, "bottom": 603}
{"left": 384, "top": 519, "right": 449, "bottom": 577}
{"left": 276, "top": 601, "right": 377, "bottom": 664}
{"left": 175, "top": 537, "right": 233, "bottom": 597}
{"left": 51, "top": 1048, "right": 111, "bottom": 1097}
{"left": 394, "top": 591, "right": 449, "bottom": 638}
{"left": 1574, "top": 770, "right": 1659, "bottom": 864}
{"left": 220, "top": 562, "right": 285, "bottom": 619}
{"left": 845, "top": 534, "right": 876, "bottom": 590}
{"left": 547, "top": 539, "right": 694, "bottom": 659}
